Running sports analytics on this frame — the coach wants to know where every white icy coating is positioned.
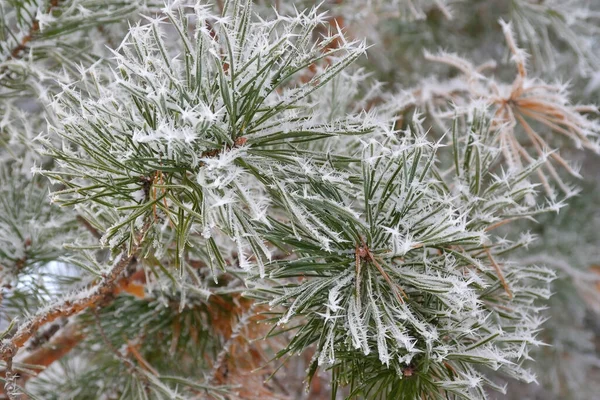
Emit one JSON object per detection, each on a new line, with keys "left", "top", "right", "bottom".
{"left": 9, "top": 0, "right": 575, "bottom": 398}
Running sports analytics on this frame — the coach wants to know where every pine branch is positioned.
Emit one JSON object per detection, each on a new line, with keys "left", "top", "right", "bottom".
{"left": 5, "top": 323, "right": 84, "bottom": 392}
{"left": 3, "top": 0, "right": 597, "bottom": 398}
{"left": 0, "top": 222, "right": 151, "bottom": 369}
{"left": 6, "top": 0, "right": 60, "bottom": 61}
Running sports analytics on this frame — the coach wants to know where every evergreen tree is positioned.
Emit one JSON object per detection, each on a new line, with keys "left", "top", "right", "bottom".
{"left": 0, "top": 1, "right": 598, "bottom": 399}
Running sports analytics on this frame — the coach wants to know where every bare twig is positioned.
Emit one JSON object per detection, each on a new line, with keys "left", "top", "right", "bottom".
{"left": 484, "top": 247, "right": 513, "bottom": 299}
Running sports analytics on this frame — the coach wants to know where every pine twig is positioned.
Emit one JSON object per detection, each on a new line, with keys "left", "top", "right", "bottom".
{"left": 5, "top": 323, "right": 84, "bottom": 391}
{"left": 8, "top": 0, "right": 61, "bottom": 60}
{"left": 484, "top": 247, "right": 513, "bottom": 299}
{"left": 93, "top": 310, "right": 139, "bottom": 375}
{"left": 0, "top": 223, "right": 151, "bottom": 366}
{"left": 76, "top": 215, "right": 102, "bottom": 239}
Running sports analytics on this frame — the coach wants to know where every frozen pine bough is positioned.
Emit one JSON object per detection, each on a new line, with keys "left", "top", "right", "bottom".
{"left": 0, "top": 0, "right": 598, "bottom": 399}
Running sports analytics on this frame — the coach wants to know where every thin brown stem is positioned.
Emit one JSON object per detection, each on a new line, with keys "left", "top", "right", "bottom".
{"left": 355, "top": 240, "right": 407, "bottom": 304}
{"left": 76, "top": 215, "right": 102, "bottom": 239}
{"left": 484, "top": 247, "right": 513, "bottom": 299}
{"left": 8, "top": 1, "right": 60, "bottom": 61}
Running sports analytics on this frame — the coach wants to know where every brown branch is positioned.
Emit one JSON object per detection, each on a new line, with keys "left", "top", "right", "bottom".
{"left": 0, "top": 225, "right": 150, "bottom": 399}
{"left": 8, "top": 0, "right": 61, "bottom": 61}
{"left": 0, "top": 272, "right": 149, "bottom": 396}
{"left": 4, "top": 323, "right": 85, "bottom": 392}
{"left": 0, "top": 223, "right": 150, "bottom": 365}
